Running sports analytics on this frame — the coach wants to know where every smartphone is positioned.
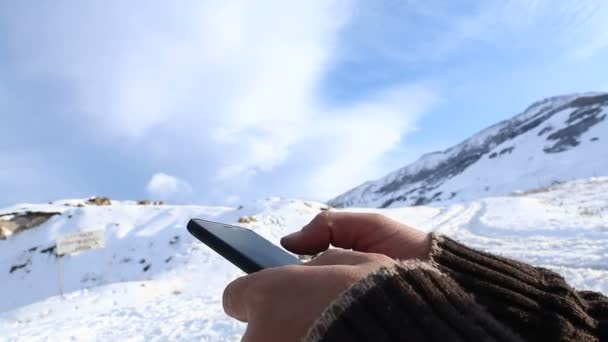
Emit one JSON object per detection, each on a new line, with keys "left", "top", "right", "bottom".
{"left": 187, "top": 218, "right": 303, "bottom": 273}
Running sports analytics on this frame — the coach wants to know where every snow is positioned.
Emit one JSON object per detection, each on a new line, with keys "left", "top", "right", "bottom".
{"left": 1, "top": 179, "right": 607, "bottom": 340}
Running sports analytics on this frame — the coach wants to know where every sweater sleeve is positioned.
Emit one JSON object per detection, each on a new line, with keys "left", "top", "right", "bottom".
{"left": 305, "top": 234, "right": 608, "bottom": 342}
{"left": 429, "top": 234, "right": 608, "bottom": 341}
{"left": 304, "top": 260, "right": 524, "bottom": 342}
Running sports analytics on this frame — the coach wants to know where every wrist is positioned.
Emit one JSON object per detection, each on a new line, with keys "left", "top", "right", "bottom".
{"left": 414, "top": 232, "right": 433, "bottom": 260}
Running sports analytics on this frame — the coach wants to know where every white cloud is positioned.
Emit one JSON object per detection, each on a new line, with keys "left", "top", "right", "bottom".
{"left": 0, "top": 0, "right": 436, "bottom": 203}
{"left": 3, "top": 0, "right": 606, "bottom": 206}
{"left": 304, "top": 84, "right": 437, "bottom": 198}
{"left": 146, "top": 173, "right": 192, "bottom": 199}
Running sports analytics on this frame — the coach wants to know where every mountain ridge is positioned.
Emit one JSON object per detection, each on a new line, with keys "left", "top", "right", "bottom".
{"left": 329, "top": 92, "right": 608, "bottom": 208}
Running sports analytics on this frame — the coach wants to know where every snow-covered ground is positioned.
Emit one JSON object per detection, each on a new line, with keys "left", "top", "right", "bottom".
{"left": 1, "top": 178, "right": 608, "bottom": 341}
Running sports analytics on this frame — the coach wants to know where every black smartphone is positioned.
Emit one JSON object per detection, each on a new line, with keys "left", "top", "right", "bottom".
{"left": 187, "top": 218, "right": 303, "bottom": 273}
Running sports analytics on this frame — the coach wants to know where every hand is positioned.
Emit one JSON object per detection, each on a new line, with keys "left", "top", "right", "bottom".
{"left": 223, "top": 212, "right": 431, "bottom": 341}
{"left": 281, "top": 211, "right": 431, "bottom": 260}
{"left": 223, "top": 249, "right": 395, "bottom": 342}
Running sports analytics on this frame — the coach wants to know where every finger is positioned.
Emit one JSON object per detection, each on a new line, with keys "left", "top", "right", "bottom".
{"left": 281, "top": 212, "right": 403, "bottom": 254}
{"left": 223, "top": 275, "right": 256, "bottom": 322}
{"left": 304, "top": 248, "right": 374, "bottom": 266}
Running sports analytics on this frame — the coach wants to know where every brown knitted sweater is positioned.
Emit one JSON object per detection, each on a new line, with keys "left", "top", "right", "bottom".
{"left": 305, "top": 234, "right": 608, "bottom": 342}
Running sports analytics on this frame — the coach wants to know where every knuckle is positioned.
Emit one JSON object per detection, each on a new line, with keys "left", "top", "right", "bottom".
{"left": 245, "top": 268, "right": 300, "bottom": 306}
{"left": 307, "top": 249, "right": 346, "bottom": 265}
{"left": 366, "top": 252, "right": 395, "bottom": 266}
{"left": 314, "top": 211, "right": 333, "bottom": 228}
{"left": 242, "top": 268, "right": 284, "bottom": 305}
{"left": 244, "top": 281, "right": 271, "bottom": 308}
{"left": 320, "top": 248, "right": 346, "bottom": 259}
{"left": 246, "top": 286, "right": 266, "bottom": 307}
{"left": 368, "top": 212, "right": 387, "bottom": 222}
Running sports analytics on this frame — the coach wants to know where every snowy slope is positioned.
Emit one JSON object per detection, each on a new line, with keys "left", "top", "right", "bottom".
{"left": 1, "top": 178, "right": 607, "bottom": 340}
{"left": 329, "top": 92, "right": 608, "bottom": 208}
{"left": 0, "top": 198, "right": 325, "bottom": 314}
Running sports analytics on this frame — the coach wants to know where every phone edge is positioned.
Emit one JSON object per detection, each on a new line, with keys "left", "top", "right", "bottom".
{"left": 187, "top": 219, "right": 262, "bottom": 274}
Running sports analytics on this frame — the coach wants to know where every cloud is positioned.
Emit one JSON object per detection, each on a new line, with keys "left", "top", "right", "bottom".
{"left": 304, "top": 84, "right": 437, "bottom": 198}
{"left": 146, "top": 173, "right": 192, "bottom": 199}
{"left": 0, "top": 1, "right": 440, "bottom": 205}
{"left": 0, "top": 0, "right": 437, "bottom": 204}
{"left": 3, "top": 1, "right": 605, "bottom": 206}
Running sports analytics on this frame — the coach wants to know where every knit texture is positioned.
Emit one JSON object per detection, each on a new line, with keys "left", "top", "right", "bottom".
{"left": 305, "top": 234, "right": 608, "bottom": 342}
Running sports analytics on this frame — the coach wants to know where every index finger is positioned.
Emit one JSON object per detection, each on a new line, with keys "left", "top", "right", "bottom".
{"left": 280, "top": 212, "right": 403, "bottom": 255}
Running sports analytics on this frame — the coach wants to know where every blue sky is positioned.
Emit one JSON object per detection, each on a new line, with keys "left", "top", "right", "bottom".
{"left": 1, "top": 0, "right": 607, "bottom": 207}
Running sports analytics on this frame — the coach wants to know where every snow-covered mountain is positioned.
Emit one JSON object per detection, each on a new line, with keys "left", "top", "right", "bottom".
{"left": 1, "top": 178, "right": 607, "bottom": 340}
{"left": 329, "top": 92, "right": 608, "bottom": 208}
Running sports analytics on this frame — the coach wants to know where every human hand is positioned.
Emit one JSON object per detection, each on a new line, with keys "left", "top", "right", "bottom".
{"left": 281, "top": 211, "right": 431, "bottom": 261}
{"left": 223, "top": 249, "right": 394, "bottom": 342}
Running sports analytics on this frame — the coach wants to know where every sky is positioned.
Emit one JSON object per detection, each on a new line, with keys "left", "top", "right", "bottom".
{"left": 1, "top": 0, "right": 608, "bottom": 207}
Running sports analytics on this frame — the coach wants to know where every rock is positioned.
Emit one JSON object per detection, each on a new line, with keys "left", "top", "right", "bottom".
{"left": 10, "top": 262, "right": 29, "bottom": 274}
{"left": 0, "top": 212, "right": 61, "bottom": 239}
{"left": 238, "top": 216, "right": 257, "bottom": 223}
{"left": 87, "top": 196, "right": 112, "bottom": 206}
{"left": 138, "top": 200, "right": 164, "bottom": 205}
{"left": 0, "top": 221, "right": 18, "bottom": 239}
{"left": 40, "top": 245, "right": 56, "bottom": 254}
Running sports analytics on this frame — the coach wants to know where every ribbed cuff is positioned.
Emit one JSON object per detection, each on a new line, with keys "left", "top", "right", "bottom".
{"left": 429, "top": 234, "right": 601, "bottom": 341}
{"left": 304, "top": 259, "right": 521, "bottom": 342}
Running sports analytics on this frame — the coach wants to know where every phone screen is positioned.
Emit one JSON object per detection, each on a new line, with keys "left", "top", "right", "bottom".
{"left": 187, "top": 218, "right": 302, "bottom": 273}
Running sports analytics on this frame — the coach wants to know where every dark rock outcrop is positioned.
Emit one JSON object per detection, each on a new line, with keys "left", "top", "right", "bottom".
{"left": 0, "top": 211, "right": 61, "bottom": 239}
{"left": 87, "top": 196, "right": 112, "bottom": 206}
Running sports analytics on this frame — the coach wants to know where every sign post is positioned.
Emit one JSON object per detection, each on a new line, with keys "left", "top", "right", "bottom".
{"left": 57, "top": 230, "right": 105, "bottom": 256}
{"left": 57, "top": 255, "right": 64, "bottom": 296}
{"left": 55, "top": 230, "right": 106, "bottom": 297}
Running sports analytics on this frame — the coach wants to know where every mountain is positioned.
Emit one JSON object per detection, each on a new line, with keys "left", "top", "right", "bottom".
{"left": 1, "top": 178, "right": 608, "bottom": 339}
{"left": 329, "top": 92, "right": 608, "bottom": 208}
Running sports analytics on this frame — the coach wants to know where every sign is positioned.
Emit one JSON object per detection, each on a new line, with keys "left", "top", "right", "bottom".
{"left": 56, "top": 230, "right": 105, "bottom": 256}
